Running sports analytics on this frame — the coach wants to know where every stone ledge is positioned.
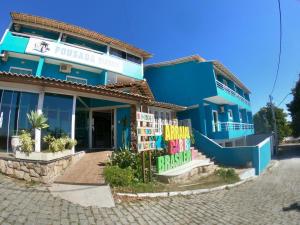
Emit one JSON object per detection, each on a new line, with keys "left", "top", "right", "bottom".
{"left": 0, "top": 151, "right": 85, "bottom": 184}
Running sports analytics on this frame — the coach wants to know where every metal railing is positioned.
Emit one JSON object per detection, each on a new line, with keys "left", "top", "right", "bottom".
{"left": 215, "top": 122, "right": 254, "bottom": 132}
{"left": 216, "top": 80, "right": 250, "bottom": 105}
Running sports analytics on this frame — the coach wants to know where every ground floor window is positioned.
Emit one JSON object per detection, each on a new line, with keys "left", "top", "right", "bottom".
{"left": 0, "top": 89, "right": 38, "bottom": 152}
{"left": 42, "top": 93, "right": 73, "bottom": 150}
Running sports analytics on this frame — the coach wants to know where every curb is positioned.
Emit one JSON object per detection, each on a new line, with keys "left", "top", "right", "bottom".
{"left": 116, "top": 176, "right": 257, "bottom": 198}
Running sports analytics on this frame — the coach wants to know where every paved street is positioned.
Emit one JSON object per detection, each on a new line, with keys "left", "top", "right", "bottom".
{"left": 0, "top": 148, "right": 299, "bottom": 225}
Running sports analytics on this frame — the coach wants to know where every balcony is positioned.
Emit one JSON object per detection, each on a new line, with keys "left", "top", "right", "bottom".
{"left": 216, "top": 80, "right": 250, "bottom": 106}
{"left": 211, "top": 122, "right": 254, "bottom": 140}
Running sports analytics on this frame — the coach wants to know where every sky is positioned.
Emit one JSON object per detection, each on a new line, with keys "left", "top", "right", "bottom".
{"left": 0, "top": 0, "right": 299, "bottom": 115}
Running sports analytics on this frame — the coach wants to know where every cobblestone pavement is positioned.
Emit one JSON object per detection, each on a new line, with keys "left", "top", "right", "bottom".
{"left": 0, "top": 149, "right": 299, "bottom": 225}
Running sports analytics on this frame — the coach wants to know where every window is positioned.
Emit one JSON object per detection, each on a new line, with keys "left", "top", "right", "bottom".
{"left": 42, "top": 93, "right": 73, "bottom": 150}
{"left": 239, "top": 111, "right": 243, "bottom": 122}
{"left": 9, "top": 67, "right": 32, "bottom": 75}
{"left": 228, "top": 109, "right": 233, "bottom": 121}
{"left": 66, "top": 76, "right": 87, "bottom": 85}
{"left": 110, "top": 48, "right": 126, "bottom": 59}
{"left": 127, "top": 53, "right": 142, "bottom": 64}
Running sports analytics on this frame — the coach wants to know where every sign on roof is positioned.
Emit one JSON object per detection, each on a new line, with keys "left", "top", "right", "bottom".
{"left": 25, "top": 37, "right": 123, "bottom": 74}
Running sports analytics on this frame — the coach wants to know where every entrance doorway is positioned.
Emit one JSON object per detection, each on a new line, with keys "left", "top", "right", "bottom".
{"left": 92, "top": 110, "right": 114, "bottom": 149}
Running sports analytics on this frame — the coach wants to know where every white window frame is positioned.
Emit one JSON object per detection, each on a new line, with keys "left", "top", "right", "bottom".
{"left": 66, "top": 75, "right": 87, "bottom": 85}
{"left": 212, "top": 110, "right": 219, "bottom": 132}
{"left": 9, "top": 66, "right": 33, "bottom": 74}
{"left": 228, "top": 109, "right": 233, "bottom": 121}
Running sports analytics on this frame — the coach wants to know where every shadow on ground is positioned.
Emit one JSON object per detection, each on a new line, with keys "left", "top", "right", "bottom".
{"left": 277, "top": 144, "right": 300, "bottom": 160}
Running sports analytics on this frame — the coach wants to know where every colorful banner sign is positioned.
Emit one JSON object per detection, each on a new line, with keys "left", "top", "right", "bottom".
{"left": 25, "top": 37, "right": 124, "bottom": 74}
{"left": 136, "top": 112, "right": 156, "bottom": 152}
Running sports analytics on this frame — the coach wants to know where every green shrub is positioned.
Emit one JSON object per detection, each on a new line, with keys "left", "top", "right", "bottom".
{"left": 104, "top": 166, "right": 134, "bottom": 187}
{"left": 19, "top": 130, "right": 35, "bottom": 154}
{"left": 110, "top": 148, "right": 139, "bottom": 169}
{"left": 215, "top": 168, "right": 240, "bottom": 182}
{"left": 43, "top": 135, "right": 77, "bottom": 152}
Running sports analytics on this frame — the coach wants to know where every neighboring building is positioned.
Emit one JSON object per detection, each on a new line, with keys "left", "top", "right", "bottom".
{"left": 144, "top": 55, "right": 254, "bottom": 147}
{"left": 0, "top": 12, "right": 184, "bottom": 154}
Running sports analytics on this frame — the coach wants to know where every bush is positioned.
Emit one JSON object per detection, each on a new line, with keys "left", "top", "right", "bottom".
{"left": 215, "top": 168, "right": 240, "bottom": 182}
{"left": 110, "top": 148, "right": 139, "bottom": 169}
{"left": 104, "top": 166, "right": 134, "bottom": 187}
{"left": 19, "top": 130, "right": 35, "bottom": 154}
{"left": 43, "top": 135, "right": 77, "bottom": 152}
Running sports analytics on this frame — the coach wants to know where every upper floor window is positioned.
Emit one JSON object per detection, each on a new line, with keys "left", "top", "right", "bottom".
{"left": 66, "top": 76, "right": 87, "bottom": 85}
{"left": 9, "top": 67, "right": 32, "bottom": 75}
{"left": 62, "top": 35, "right": 107, "bottom": 53}
{"left": 228, "top": 109, "right": 233, "bottom": 121}
{"left": 11, "top": 24, "right": 60, "bottom": 41}
{"left": 110, "top": 48, "right": 127, "bottom": 59}
{"left": 109, "top": 47, "right": 142, "bottom": 64}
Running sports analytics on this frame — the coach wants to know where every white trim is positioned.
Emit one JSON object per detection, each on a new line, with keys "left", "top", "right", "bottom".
{"left": 186, "top": 104, "right": 199, "bottom": 110}
{"left": 35, "top": 92, "right": 44, "bottom": 152}
{"left": 9, "top": 66, "right": 33, "bottom": 74}
{"left": 66, "top": 75, "right": 87, "bottom": 85}
{"left": 212, "top": 110, "right": 219, "bottom": 132}
{"left": 0, "top": 82, "right": 138, "bottom": 104}
{"left": 10, "top": 31, "right": 57, "bottom": 43}
{"left": 0, "top": 29, "right": 9, "bottom": 45}
{"left": 71, "top": 95, "right": 77, "bottom": 154}
{"left": 90, "top": 105, "right": 130, "bottom": 111}
{"left": 257, "top": 137, "right": 271, "bottom": 148}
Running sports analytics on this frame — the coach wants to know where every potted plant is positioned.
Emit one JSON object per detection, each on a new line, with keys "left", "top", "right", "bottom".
{"left": 15, "top": 110, "right": 49, "bottom": 154}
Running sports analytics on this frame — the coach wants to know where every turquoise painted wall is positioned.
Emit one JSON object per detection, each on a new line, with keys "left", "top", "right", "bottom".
{"left": 41, "top": 63, "right": 106, "bottom": 85}
{"left": 217, "top": 87, "right": 252, "bottom": 111}
{"left": 0, "top": 32, "right": 29, "bottom": 54}
{"left": 194, "top": 129, "right": 271, "bottom": 175}
{"left": 116, "top": 107, "right": 131, "bottom": 149}
{"left": 145, "top": 61, "right": 217, "bottom": 106}
{"left": 0, "top": 56, "right": 38, "bottom": 74}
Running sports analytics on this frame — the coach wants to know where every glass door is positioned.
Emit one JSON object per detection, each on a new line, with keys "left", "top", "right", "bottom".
{"left": 212, "top": 110, "right": 219, "bottom": 132}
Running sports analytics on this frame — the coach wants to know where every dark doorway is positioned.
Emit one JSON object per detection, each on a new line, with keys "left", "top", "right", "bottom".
{"left": 92, "top": 111, "right": 113, "bottom": 149}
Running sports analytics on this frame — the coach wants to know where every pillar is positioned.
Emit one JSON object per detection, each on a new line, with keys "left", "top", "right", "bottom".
{"left": 36, "top": 57, "right": 45, "bottom": 77}
{"left": 35, "top": 92, "right": 44, "bottom": 152}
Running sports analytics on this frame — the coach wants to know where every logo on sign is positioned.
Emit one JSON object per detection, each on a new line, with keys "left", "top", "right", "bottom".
{"left": 34, "top": 41, "right": 50, "bottom": 53}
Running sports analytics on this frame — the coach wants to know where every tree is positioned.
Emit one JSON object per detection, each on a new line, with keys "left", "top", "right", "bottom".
{"left": 287, "top": 77, "right": 300, "bottom": 137}
{"left": 253, "top": 105, "right": 292, "bottom": 142}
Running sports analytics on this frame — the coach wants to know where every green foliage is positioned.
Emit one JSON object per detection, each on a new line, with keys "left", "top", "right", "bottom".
{"left": 43, "top": 135, "right": 77, "bottom": 153}
{"left": 287, "top": 77, "right": 300, "bottom": 137}
{"left": 253, "top": 105, "right": 292, "bottom": 142}
{"left": 19, "top": 130, "right": 35, "bottom": 154}
{"left": 103, "top": 166, "right": 134, "bottom": 187}
{"left": 27, "top": 111, "right": 49, "bottom": 130}
{"left": 214, "top": 168, "right": 239, "bottom": 182}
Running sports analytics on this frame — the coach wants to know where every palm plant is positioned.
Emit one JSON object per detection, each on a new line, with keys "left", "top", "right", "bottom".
{"left": 27, "top": 110, "right": 49, "bottom": 131}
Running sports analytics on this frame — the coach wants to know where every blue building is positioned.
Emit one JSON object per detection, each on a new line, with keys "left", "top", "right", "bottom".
{"left": 0, "top": 12, "right": 184, "bottom": 154}
{"left": 145, "top": 55, "right": 254, "bottom": 147}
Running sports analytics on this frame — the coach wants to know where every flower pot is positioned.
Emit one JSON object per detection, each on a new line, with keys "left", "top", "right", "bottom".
{"left": 11, "top": 135, "right": 20, "bottom": 153}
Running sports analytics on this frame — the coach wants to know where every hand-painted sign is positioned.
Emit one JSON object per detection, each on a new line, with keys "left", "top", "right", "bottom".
{"left": 25, "top": 37, "right": 123, "bottom": 74}
{"left": 136, "top": 112, "right": 156, "bottom": 152}
{"left": 156, "top": 125, "right": 192, "bottom": 173}
{"left": 157, "top": 150, "right": 192, "bottom": 173}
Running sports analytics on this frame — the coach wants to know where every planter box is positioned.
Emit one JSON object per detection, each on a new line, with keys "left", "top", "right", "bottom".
{"left": 15, "top": 150, "right": 73, "bottom": 161}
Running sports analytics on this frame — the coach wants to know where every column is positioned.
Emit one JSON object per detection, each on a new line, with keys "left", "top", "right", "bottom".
{"left": 71, "top": 96, "right": 76, "bottom": 154}
{"left": 35, "top": 92, "right": 44, "bottom": 152}
{"left": 36, "top": 57, "right": 45, "bottom": 77}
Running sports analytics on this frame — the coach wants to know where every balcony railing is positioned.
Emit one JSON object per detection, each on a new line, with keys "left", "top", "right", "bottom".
{"left": 215, "top": 122, "right": 254, "bottom": 132}
{"left": 216, "top": 80, "right": 250, "bottom": 106}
